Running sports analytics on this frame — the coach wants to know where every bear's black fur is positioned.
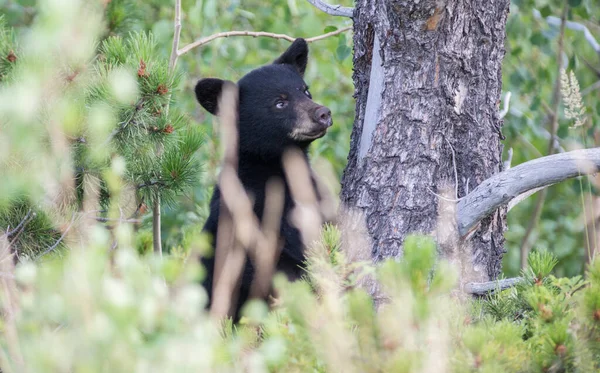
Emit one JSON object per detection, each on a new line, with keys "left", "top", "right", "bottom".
{"left": 195, "top": 39, "right": 332, "bottom": 320}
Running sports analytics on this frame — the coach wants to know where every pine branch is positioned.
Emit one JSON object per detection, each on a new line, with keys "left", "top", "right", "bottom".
{"left": 177, "top": 27, "right": 352, "bottom": 57}
{"left": 305, "top": 0, "right": 354, "bottom": 17}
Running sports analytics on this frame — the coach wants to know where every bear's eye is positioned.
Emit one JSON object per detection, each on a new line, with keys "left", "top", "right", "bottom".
{"left": 275, "top": 99, "right": 288, "bottom": 109}
{"left": 304, "top": 89, "right": 312, "bottom": 98}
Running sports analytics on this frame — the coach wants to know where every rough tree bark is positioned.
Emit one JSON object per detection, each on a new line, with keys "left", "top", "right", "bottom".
{"left": 340, "top": 0, "right": 510, "bottom": 282}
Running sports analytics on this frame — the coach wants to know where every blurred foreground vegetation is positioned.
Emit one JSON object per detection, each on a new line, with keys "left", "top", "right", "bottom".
{"left": 1, "top": 0, "right": 600, "bottom": 371}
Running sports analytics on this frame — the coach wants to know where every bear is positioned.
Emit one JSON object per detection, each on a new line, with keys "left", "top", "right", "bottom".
{"left": 194, "top": 38, "right": 333, "bottom": 320}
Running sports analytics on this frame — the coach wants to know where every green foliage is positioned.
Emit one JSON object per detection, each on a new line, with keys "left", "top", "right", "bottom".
{"left": 0, "top": 15, "right": 18, "bottom": 82}
{"left": 0, "top": 201, "right": 63, "bottom": 260}
{"left": 104, "top": 0, "right": 142, "bottom": 38}
{"left": 470, "top": 249, "right": 600, "bottom": 372}
{"left": 93, "top": 32, "right": 203, "bottom": 208}
{"left": 502, "top": 0, "right": 600, "bottom": 277}
{"left": 4, "top": 229, "right": 600, "bottom": 371}
{"left": 0, "top": 2, "right": 203, "bottom": 258}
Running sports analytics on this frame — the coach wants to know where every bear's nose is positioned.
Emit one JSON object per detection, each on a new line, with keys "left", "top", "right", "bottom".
{"left": 314, "top": 106, "right": 332, "bottom": 128}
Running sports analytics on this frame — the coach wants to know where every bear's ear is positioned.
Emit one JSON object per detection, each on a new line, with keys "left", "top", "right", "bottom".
{"left": 195, "top": 78, "right": 231, "bottom": 115}
{"left": 273, "top": 38, "right": 308, "bottom": 77}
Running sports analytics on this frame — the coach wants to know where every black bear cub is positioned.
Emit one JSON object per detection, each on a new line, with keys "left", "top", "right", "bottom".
{"left": 195, "top": 39, "right": 332, "bottom": 319}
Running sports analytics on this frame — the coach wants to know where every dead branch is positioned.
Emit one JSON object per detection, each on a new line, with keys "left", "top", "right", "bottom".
{"left": 3, "top": 210, "right": 34, "bottom": 239}
{"left": 283, "top": 149, "right": 323, "bottom": 246}
{"left": 249, "top": 179, "right": 285, "bottom": 300}
{"left": 152, "top": 193, "right": 162, "bottom": 257}
{"left": 458, "top": 148, "right": 600, "bottom": 237}
{"left": 177, "top": 26, "right": 352, "bottom": 57}
{"left": 37, "top": 213, "right": 77, "bottom": 259}
{"left": 209, "top": 83, "right": 245, "bottom": 318}
{"left": 306, "top": 0, "right": 354, "bottom": 18}
{"left": 464, "top": 277, "right": 523, "bottom": 295}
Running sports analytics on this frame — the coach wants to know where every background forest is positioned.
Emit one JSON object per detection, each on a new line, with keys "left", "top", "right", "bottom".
{"left": 2, "top": 0, "right": 600, "bottom": 372}
{"left": 3, "top": 0, "right": 600, "bottom": 276}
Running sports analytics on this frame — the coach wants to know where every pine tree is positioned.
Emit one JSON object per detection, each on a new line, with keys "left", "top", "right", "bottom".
{"left": 0, "top": 2, "right": 203, "bottom": 259}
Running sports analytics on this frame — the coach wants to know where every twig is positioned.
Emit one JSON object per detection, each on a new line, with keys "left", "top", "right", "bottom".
{"left": 427, "top": 187, "right": 462, "bottom": 203}
{"left": 457, "top": 147, "right": 600, "bottom": 237}
{"left": 137, "top": 180, "right": 165, "bottom": 189}
{"left": 582, "top": 80, "right": 600, "bottom": 96}
{"left": 444, "top": 137, "right": 459, "bottom": 199}
{"left": 152, "top": 192, "right": 162, "bottom": 257}
{"left": 519, "top": 2, "right": 568, "bottom": 270}
{"left": 305, "top": 26, "right": 352, "bottom": 43}
{"left": 169, "top": 0, "right": 182, "bottom": 71}
{"left": 305, "top": 0, "right": 354, "bottom": 17}
{"left": 177, "top": 26, "right": 352, "bottom": 57}
{"left": 4, "top": 209, "right": 33, "bottom": 238}
{"left": 95, "top": 216, "right": 141, "bottom": 224}
{"left": 37, "top": 213, "right": 77, "bottom": 259}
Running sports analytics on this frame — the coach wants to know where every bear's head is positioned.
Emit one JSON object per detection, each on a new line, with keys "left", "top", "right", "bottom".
{"left": 195, "top": 38, "right": 332, "bottom": 159}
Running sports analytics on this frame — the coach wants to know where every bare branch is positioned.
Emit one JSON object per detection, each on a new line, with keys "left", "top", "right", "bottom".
{"left": 168, "top": 0, "right": 182, "bottom": 71}
{"left": 305, "top": 26, "right": 352, "bottom": 43}
{"left": 37, "top": 213, "right": 77, "bottom": 259}
{"left": 177, "top": 26, "right": 352, "bottom": 57}
{"left": 306, "top": 0, "right": 354, "bottom": 17}
{"left": 457, "top": 148, "right": 600, "bottom": 237}
{"left": 95, "top": 216, "right": 141, "bottom": 224}
{"left": 152, "top": 193, "right": 162, "bottom": 257}
{"left": 582, "top": 80, "right": 600, "bottom": 96}
{"left": 4, "top": 209, "right": 34, "bottom": 238}
{"left": 210, "top": 83, "right": 244, "bottom": 319}
{"left": 465, "top": 277, "right": 523, "bottom": 295}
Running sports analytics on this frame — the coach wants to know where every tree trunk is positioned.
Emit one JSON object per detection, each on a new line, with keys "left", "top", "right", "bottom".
{"left": 340, "top": 0, "right": 510, "bottom": 282}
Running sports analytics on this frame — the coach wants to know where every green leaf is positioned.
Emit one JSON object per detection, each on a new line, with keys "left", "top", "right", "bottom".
{"left": 530, "top": 32, "right": 546, "bottom": 46}
{"left": 324, "top": 25, "right": 338, "bottom": 33}
{"left": 568, "top": 0, "right": 582, "bottom": 7}
{"left": 568, "top": 54, "right": 578, "bottom": 70}
{"left": 336, "top": 45, "right": 351, "bottom": 61}
{"left": 539, "top": 5, "right": 553, "bottom": 17}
